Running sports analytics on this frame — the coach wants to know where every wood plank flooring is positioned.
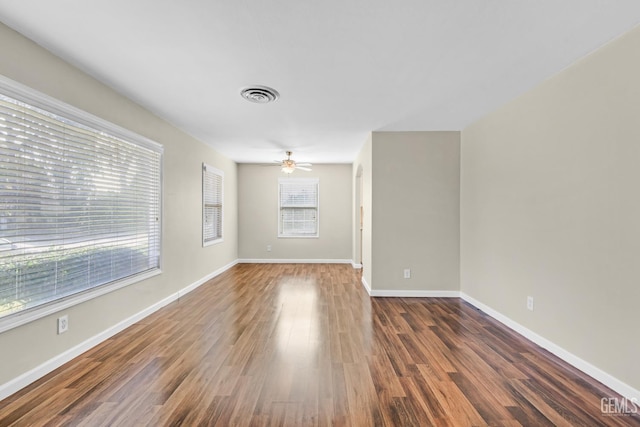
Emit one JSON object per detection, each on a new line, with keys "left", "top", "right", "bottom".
{"left": 0, "top": 263, "right": 638, "bottom": 426}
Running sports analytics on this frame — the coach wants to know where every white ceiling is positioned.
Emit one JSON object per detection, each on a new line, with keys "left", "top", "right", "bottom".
{"left": 1, "top": 1, "right": 639, "bottom": 164}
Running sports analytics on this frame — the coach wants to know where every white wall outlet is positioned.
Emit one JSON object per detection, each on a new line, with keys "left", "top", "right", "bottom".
{"left": 266, "top": 244, "right": 272, "bottom": 252}
{"left": 57, "top": 315, "right": 69, "bottom": 334}
{"left": 527, "top": 296, "right": 534, "bottom": 311}
{"left": 403, "top": 268, "right": 411, "bottom": 279}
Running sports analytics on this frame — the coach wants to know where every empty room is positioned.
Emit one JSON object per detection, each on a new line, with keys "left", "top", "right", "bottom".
{"left": 0, "top": 1, "right": 639, "bottom": 426}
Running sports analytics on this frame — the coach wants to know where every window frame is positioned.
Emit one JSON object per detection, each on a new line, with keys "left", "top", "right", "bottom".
{"left": 0, "top": 75, "right": 163, "bottom": 334}
{"left": 202, "top": 163, "right": 224, "bottom": 246}
{"left": 278, "top": 177, "right": 319, "bottom": 238}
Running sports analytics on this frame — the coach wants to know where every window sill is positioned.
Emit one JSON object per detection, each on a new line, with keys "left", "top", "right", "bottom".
{"left": 0, "top": 269, "right": 161, "bottom": 334}
{"left": 203, "top": 238, "right": 224, "bottom": 247}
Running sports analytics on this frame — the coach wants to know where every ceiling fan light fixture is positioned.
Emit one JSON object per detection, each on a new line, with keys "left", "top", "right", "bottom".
{"left": 240, "top": 85, "right": 280, "bottom": 104}
{"left": 281, "top": 158, "right": 296, "bottom": 174}
{"left": 276, "top": 151, "right": 311, "bottom": 174}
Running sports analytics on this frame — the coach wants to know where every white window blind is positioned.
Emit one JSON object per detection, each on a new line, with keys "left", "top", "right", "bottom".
{"left": 0, "top": 85, "right": 162, "bottom": 325}
{"left": 203, "top": 163, "right": 223, "bottom": 245}
{"left": 278, "top": 178, "right": 319, "bottom": 237}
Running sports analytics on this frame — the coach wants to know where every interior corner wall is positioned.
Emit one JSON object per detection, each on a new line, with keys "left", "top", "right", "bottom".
{"left": 461, "top": 26, "right": 640, "bottom": 392}
{"left": 0, "top": 23, "right": 238, "bottom": 387}
{"left": 237, "top": 163, "right": 352, "bottom": 261}
{"left": 371, "top": 131, "right": 460, "bottom": 293}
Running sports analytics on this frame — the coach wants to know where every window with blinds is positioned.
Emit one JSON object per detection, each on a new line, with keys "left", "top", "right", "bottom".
{"left": 278, "top": 177, "right": 319, "bottom": 238}
{"left": 202, "top": 163, "right": 223, "bottom": 246}
{"left": 0, "top": 79, "right": 162, "bottom": 328}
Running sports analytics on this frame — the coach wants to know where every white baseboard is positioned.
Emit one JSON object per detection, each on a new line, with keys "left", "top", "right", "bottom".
{"left": 357, "top": 278, "right": 458, "bottom": 298}
{"left": 177, "top": 260, "right": 238, "bottom": 297}
{"left": 461, "top": 292, "right": 640, "bottom": 401}
{"left": 370, "top": 290, "right": 460, "bottom": 298}
{"left": 361, "top": 276, "right": 371, "bottom": 294}
{"left": 351, "top": 261, "right": 363, "bottom": 269}
{"left": 237, "top": 258, "right": 353, "bottom": 264}
{"left": 0, "top": 260, "right": 238, "bottom": 402}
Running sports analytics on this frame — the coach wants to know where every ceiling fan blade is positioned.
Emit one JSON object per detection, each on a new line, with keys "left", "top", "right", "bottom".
{"left": 296, "top": 162, "right": 313, "bottom": 167}
{"left": 296, "top": 166, "right": 312, "bottom": 171}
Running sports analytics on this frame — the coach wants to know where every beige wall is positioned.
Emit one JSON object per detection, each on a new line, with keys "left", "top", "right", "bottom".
{"left": 238, "top": 164, "right": 352, "bottom": 260}
{"left": 371, "top": 132, "right": 460, "bottom": 292}
{"left": 461, "top": 27, "right": 640, "bottom": 390}
{"left": 0, "top": 23, "right": 238, "bottom": 385}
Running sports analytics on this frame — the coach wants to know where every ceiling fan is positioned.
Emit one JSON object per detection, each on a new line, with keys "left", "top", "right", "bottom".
{"left": 275, "top": 151, "right": 312, "bottom": 174}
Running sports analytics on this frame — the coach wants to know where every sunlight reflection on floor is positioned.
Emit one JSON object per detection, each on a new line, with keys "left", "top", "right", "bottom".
{"left": 275, "top": 278, "right": 319, "bottom": 364}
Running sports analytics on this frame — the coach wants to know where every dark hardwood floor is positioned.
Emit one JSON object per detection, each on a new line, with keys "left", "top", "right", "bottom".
{"left": 0, "top": 263, "right": 637, "bottom": 426}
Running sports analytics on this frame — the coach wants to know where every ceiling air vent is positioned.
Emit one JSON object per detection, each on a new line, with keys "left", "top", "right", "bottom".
{"left": 240, "top": 85, "right": 280, "bottom": 104}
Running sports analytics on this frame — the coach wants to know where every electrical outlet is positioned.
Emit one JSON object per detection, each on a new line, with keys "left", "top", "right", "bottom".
{"left": 527, "top": 296, "right": 534, "bottom": 311}
{"left": 58, "top": 315, "right": 69, "bottom": 334}
{"left": 267, "top": 245, "right": 272, "bottom": 252}
{"left": 403, "top": 269, "right": 411, "bottom": 279}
